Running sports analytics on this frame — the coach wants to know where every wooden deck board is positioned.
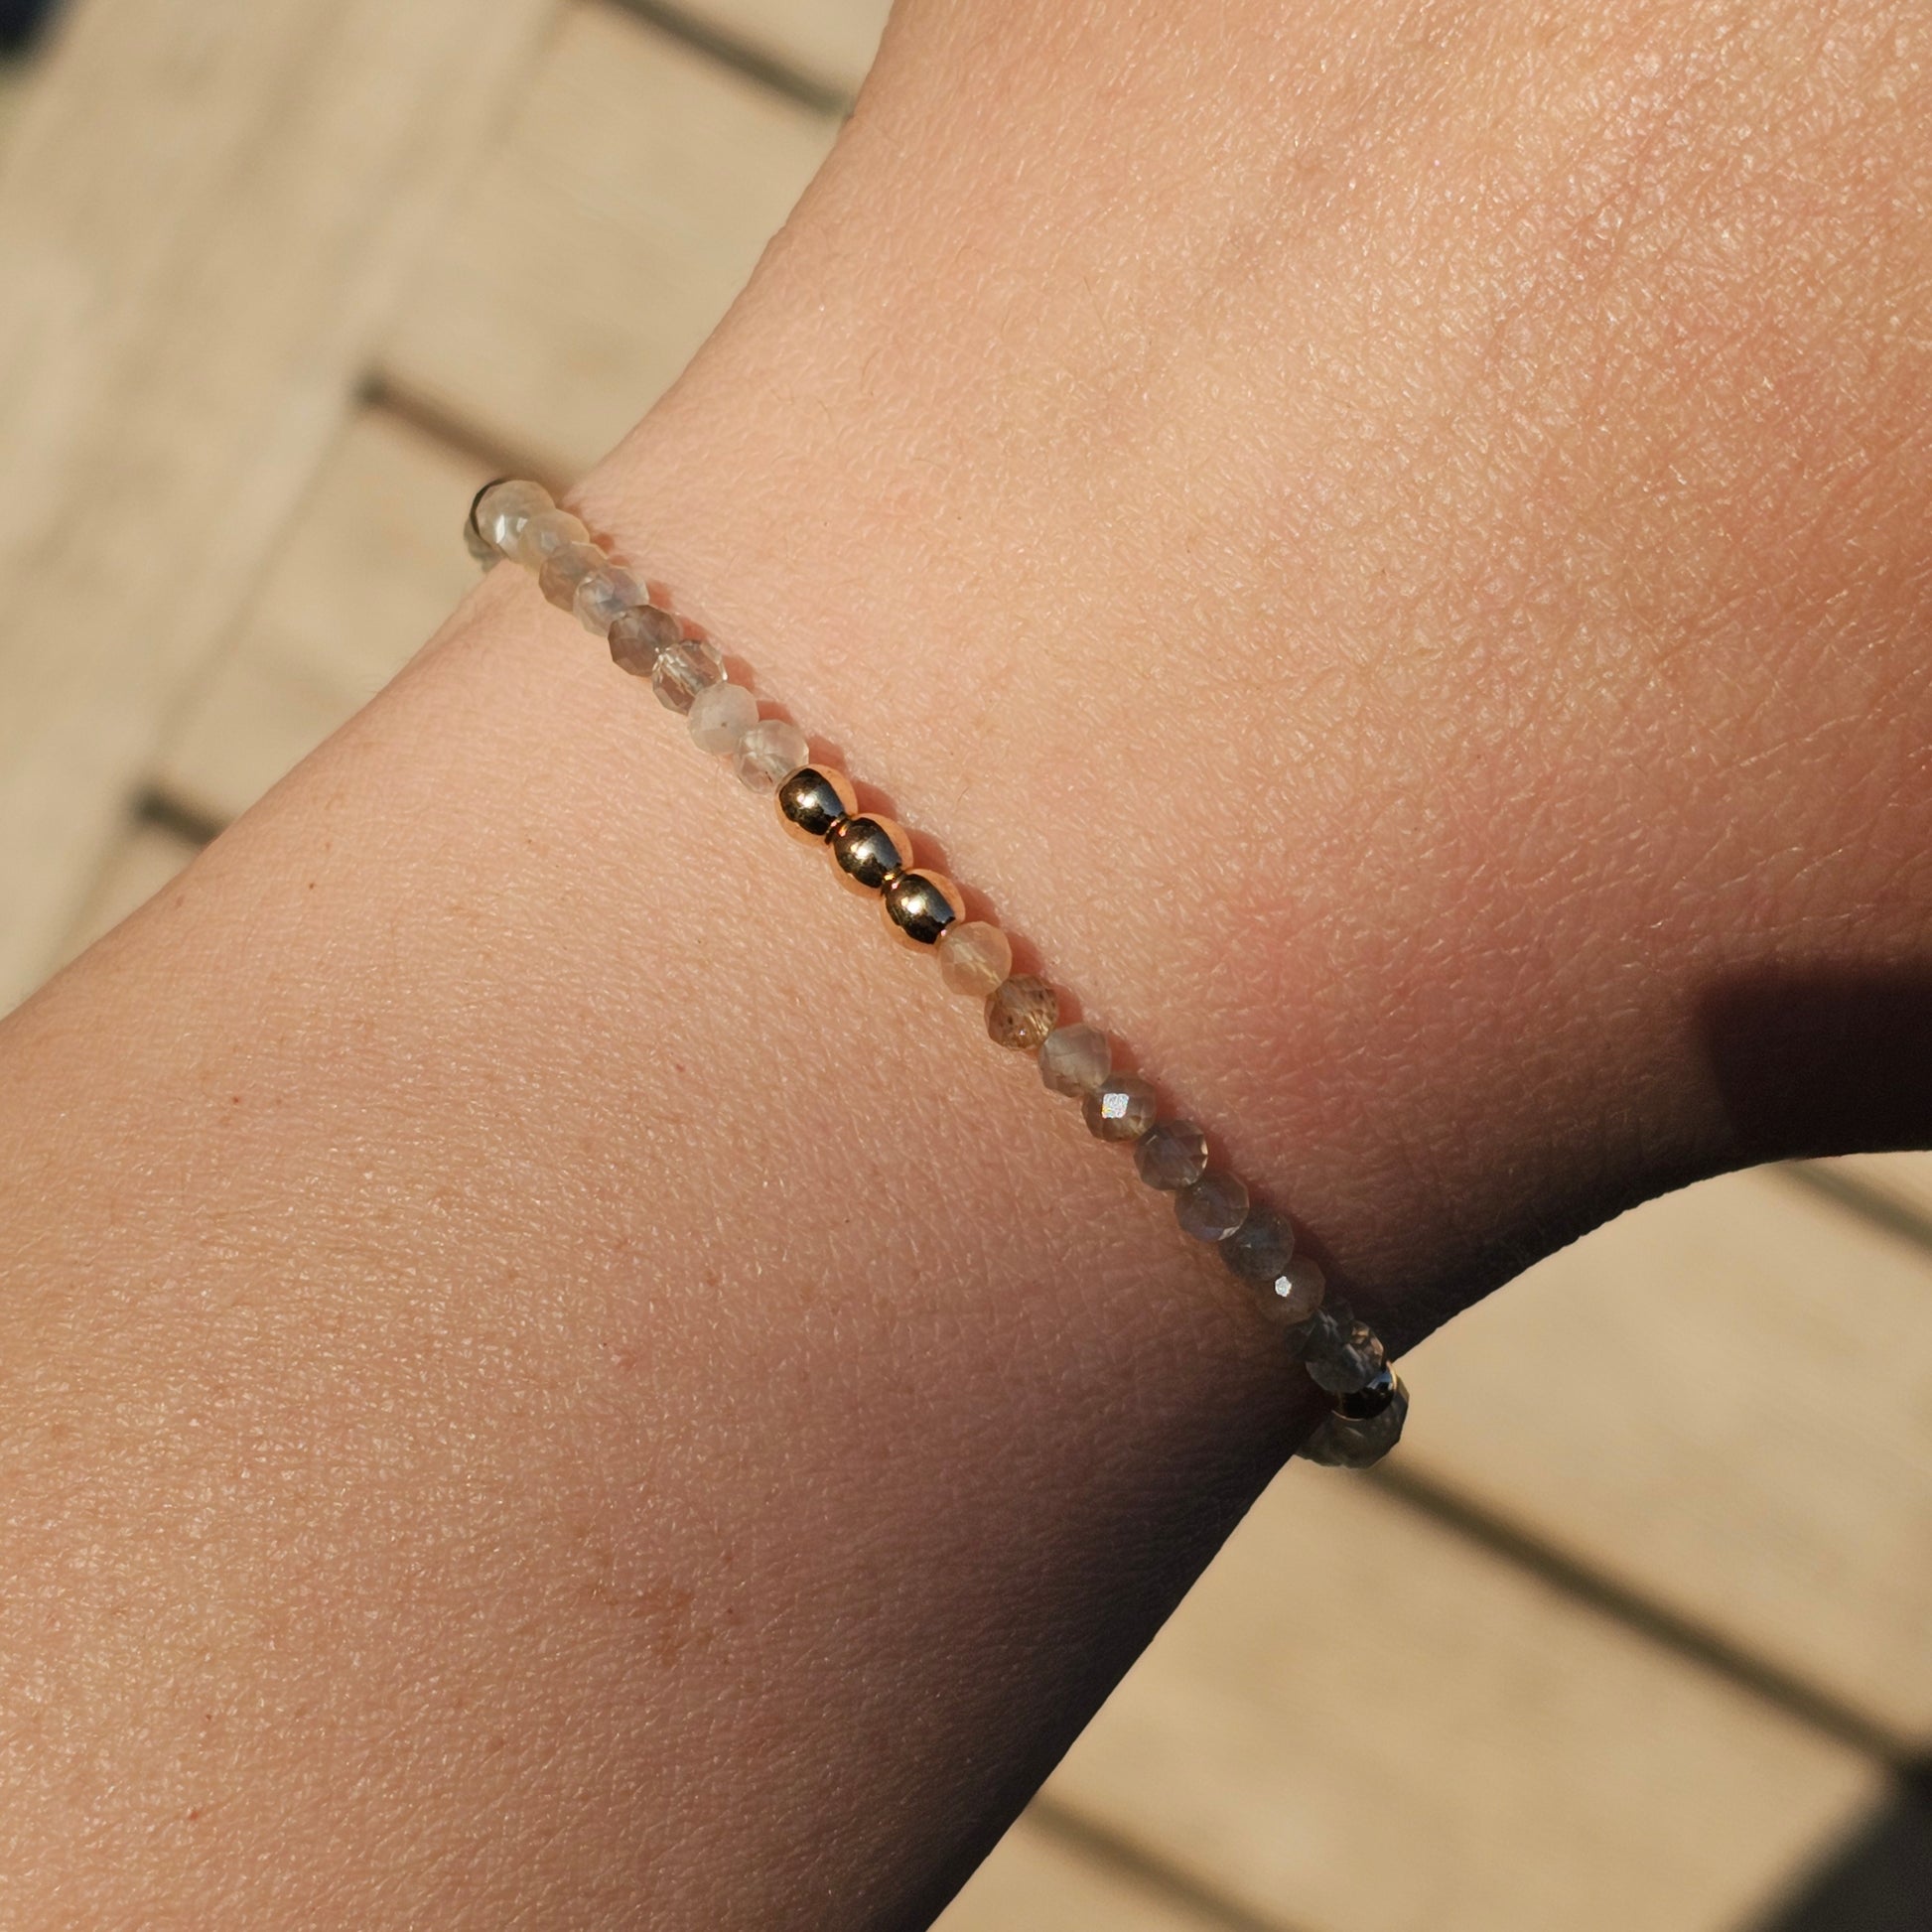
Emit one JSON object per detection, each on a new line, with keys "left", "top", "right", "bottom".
{"left": 1402, "top": 1166, "right": 1932, "bottom": 1743}
{"left": 153, "top": 408, "right": 494, "bottom": 829}
{"left": 0, "top": 0, "right": 557, "bottom": 1010}
{"left": 1810, "top": 1152, "right": 1932, "bottom": 1237}
{"left": 935, "top": 1818, "right": 1233, "bottom": 1932}
{"left": 1043, "top": 1472, "right": 1880, "bottom": 1932}
{"left": 375, "top": 3, "right": 838, "bottom": 484}
{"left": 640, "top": 0, "right": 891, "bottom": 100}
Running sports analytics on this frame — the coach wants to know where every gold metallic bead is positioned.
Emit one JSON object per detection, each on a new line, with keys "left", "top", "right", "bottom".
{"left": 828, "top": 813, "right": 912, "bottom": 894}
{"left": 776, "top": 764, "right": 858, "bottom": 844}
{"left": 1298, "top": 1374, "right": 1408, "bottom": 1467}
{"left": 880, "top": 868, "right": 963, "bottom": 948}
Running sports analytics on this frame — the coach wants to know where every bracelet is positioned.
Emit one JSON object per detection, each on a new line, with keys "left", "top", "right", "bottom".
{"left": 464, "top": 480, "right": 1408, "bottom": 1468}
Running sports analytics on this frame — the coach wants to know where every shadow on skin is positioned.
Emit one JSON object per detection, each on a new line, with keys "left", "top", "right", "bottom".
{"left": 1698, "top": 968, "right": 1932, "bottom": 1167}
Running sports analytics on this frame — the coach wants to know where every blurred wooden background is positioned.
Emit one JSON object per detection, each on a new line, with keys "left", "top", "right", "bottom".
{"left": 3, "top": 2, "right": 1930, "bottom": 1926}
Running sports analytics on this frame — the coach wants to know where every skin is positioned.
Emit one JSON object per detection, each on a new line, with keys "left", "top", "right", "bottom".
{"left": 1, "top": 0, "right": 1928, "bottom": 1921}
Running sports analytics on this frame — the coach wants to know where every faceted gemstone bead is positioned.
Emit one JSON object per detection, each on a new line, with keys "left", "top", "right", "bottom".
{"left": 476, "top": 479, "right": 552, "bottom": 555}
{"left": 1219, "top": 1210, "right": 1296, "bottom": 1286}
{"left": 465, "top": 479, "right": 511, "bottom": 565}
{"left": 651, "top": 639, "right": 727, "bottom": 714}
{"left": 1304, "top": 1311, "right": 1387, "bottom": 1395}
{"left": 609, "top": 604, "right": 682, "bottom": 677}
{"left": 935, "top": 920, "right": 1011, "bottom": 998}
{"left": 687, "top": 680, "right": 759, "bottom": 755}
{"left": 1134, "top": 1118, "right": 1207, "bottom": 1190}
{"left": 777, "top": 764, "right": 857, "bottom": 843}
{"left": 1083, "top": 1073, "right": 1157, "bottom": 1142}
{"left": 1255, "top": 1253, "right": 1326, "bottom": 1328}
{"left": 986, "top": 974, "right": 1058, "bottom": 1051}
{"left": 1038, "top": 1023, "right": 1110, "bottom": 1098}
{"left": 1335, "top": 1365, "right": 1398, "bottom": 1421}
{"left": 1174, "top": 1169, "right": 1249, "bottom": 1242}
{"left": 882, "top": 869, "right": 963, "bottom": 947}
{"left": 734, "top": 718, "right": 810, "bottom": 794}
{"left": 575, "top": 563, "right": 644, "bottom": 633}
{"left": 1298, "top": 1375, "right": 1408, "bottom": 1467}
{"left": 538, "top": 539, "right": 608, "bottom": 611}
{"left": 829, "top": 814, "right": 912, "bottom": 894}
{"left": 512, "top": 505, "right": 589, "bottom": 569}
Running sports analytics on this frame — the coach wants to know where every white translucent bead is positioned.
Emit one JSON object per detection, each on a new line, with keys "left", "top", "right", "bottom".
{"left": 476, "top": 480, "right": 552, "bottom": 555}
{"left": 575, "top": 564, "right": 644, "bottom": 633}
{"left": 733, "top": 718, "right": 810, "bottom": 793}
{"left": 936, "top": 921, "right": 1011, "bottom": 998}
{"left": 687, "top": 680, "right": 759, "bottom": 756}
{"left": 511, "top": 505, "right": 588, "bottom": 569}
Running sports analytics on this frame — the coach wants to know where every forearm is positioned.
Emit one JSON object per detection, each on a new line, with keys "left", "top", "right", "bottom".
{"left": 2, "top": 0, "right": 1928, "bottom": 1922}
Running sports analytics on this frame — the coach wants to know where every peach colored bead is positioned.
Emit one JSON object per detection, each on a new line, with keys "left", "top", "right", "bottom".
{"left": 935, "top": 920, "right": 1010, "bottom": 998}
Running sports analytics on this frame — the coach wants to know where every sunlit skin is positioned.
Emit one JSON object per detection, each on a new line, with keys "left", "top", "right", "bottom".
{"left": 1, "top": 0, "right": 1927, "bottom": 1921}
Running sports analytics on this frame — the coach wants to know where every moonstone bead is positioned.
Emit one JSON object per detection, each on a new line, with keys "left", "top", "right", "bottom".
{"left": 1083, "top": 1073, "right": 1157, "bottom": 1142}
{"left": 1038, "top": 1024, "right": 1110, "bottom": 1097}
{"left": 1175, "top": 1169, "right": 1248, "bottom": 1241}
{"left": 575, "top": 564, "right": 644, "bottom": 633}
{"left": 1219, "top": 1210, "right": 1295, "bottom": 1285}
{"left": 609, "top": 604, "right": 681, "bottom": 677}
{"left": 465, "top": 480, "right": 508, "bottom": 565}
{"left": 986, "top": 974, "right": 1057, "bottom": 1050}
{"left": 734, "top": 718, "right": 810, "bottom": 793}
{"left": 652, "top": 639, "right": 726, "bottom": 714}
{"left": 1255, "top": 1253, "right": 1326, "bottom": 1328}
{"left": 935, "top": 920, "right": 1010, "bottom": 998}
{"left": 512, "top": 505, "right": 588, "bottom": 568}
{"left": 1304, "top": 1311, "right": 1387, "bottom": 1395}
{"left": 476, "top": 479, "right": 551, "bottom": 555}
{"left": 688, "top": 679, "right": 759, "bottom": 755}
{"left": 1134, "top": 1118, "right": 1207, "bottom": 1190}
{"left": 538, "top": 539, "right": 608, "bottom": 611}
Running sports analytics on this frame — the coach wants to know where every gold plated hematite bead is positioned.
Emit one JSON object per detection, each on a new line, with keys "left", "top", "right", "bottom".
{"left": 777, "top": 764, "right": 858, "bottom": 844}
{"left": 1298, "top": 1374, "right": 1408, "bottom": 1467}
{"left": 829, "top": 814, "right": 912, "bottom": 894}
{"left": 1335, "top": 1365, "right": 1399, "bottom": 1420}
{"left": 881, "top": 868, "right": 963, "bottom": 947}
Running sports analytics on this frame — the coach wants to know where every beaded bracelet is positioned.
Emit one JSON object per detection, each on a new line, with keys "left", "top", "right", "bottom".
{"left": 465, "top": 480, "right": 1408, "bottom": 1467}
